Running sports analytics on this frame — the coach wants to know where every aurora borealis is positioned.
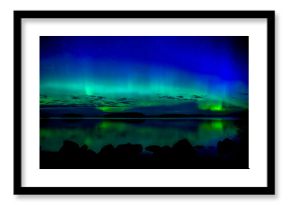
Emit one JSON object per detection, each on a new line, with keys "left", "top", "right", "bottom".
{"left": 40, "top": 36, "right": 248, "bottom": 115}
{"left": 40, "top": 36, "right": 249, "bottom": 168}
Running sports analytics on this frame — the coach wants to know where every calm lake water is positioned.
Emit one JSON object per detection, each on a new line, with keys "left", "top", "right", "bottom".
{"left": 40, "top": 118, "right": 239, "bottom": 154}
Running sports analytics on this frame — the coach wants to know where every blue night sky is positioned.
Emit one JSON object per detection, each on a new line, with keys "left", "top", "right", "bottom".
{"left": 40, "top": 36, "right": 248, "bottom": 114}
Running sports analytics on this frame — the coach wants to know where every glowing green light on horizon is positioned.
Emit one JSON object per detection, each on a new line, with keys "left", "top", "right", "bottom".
{"left": 210, "top": 103, "right": 223, "bottom": 111}
{"left": 98, "top": 106, "right": 127, "bottom": 112}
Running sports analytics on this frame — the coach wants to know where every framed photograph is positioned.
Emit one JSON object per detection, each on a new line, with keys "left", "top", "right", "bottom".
{"left": 14, "top": 10, "right": 275, "bottom": 194}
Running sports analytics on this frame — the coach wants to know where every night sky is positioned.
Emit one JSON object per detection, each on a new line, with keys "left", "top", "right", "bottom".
{"left": 40, "top": 36, "right": 248, "bottom": 115}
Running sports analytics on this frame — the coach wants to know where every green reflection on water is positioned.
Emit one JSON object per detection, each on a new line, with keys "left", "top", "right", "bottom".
{"left": 40, "top": 119, "right": 238, "bottom": 153}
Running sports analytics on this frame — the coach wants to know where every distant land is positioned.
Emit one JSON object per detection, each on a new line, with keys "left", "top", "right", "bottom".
{"left": 40, "top": 108, "right": 248, "bottom": 119}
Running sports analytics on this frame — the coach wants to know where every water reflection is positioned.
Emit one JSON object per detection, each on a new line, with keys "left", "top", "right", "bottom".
{"left": 40, "top": 119, "right": 238, "bottom": 153}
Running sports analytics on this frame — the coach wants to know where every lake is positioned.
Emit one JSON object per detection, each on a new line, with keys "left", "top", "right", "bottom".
{"left": 40, "top": 118, "right": 239, "bottom": 153}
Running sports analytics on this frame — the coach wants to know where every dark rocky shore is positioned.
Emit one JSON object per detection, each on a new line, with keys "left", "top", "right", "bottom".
{"left": 40, "top": 137, "right": 248, "bottom": 169}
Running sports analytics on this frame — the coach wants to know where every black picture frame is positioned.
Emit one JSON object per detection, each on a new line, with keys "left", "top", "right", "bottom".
{"left": 14, "top": 10, "right": 275, "bottom": 195}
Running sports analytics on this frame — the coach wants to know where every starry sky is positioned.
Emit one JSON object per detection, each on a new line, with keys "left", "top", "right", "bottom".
{"left": 40, "top": 36, "right": 248, "bottom": 115}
